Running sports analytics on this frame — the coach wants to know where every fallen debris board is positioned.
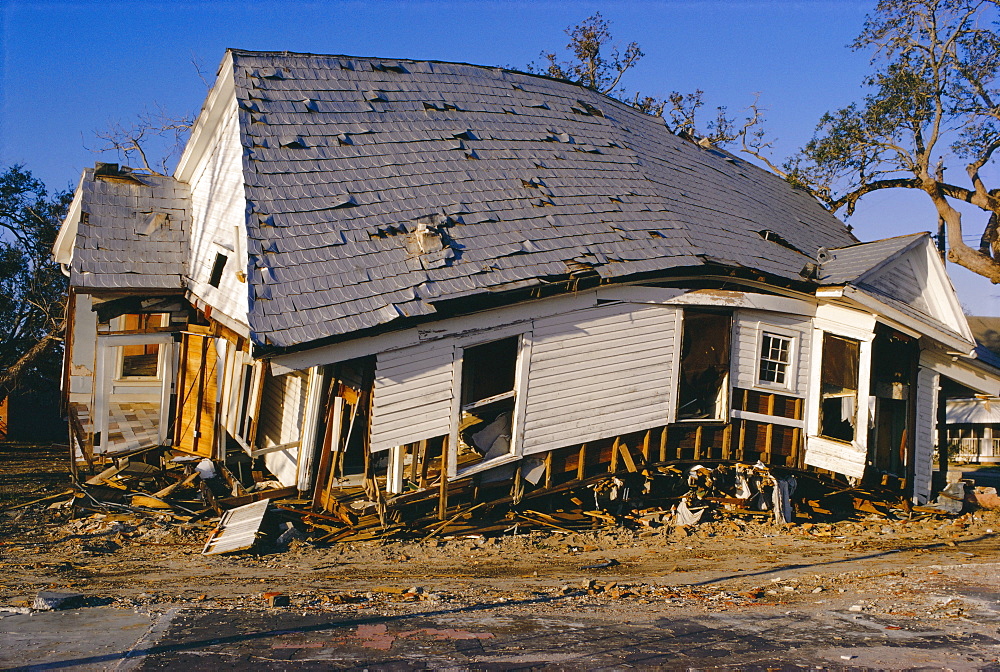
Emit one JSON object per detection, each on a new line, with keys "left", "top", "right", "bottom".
{"left": 202, "top": 499, "right": 269, "bottom": 555}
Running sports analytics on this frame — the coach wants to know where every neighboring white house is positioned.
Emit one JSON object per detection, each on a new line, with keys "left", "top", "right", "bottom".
{"left": 53, "top": 49, "right": 991, "bottom": 513}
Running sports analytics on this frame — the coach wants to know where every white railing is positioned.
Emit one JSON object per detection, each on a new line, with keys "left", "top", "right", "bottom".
{"left": 948, "top": 437, "right": 1000, "bottom": 462}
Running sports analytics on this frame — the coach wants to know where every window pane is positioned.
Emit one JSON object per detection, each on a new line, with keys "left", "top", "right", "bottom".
{"left": 758, "top": 332, "right": 791, "bottom": 386}
{"left": 460, "top": 337, "right": 518, "bottom": 406}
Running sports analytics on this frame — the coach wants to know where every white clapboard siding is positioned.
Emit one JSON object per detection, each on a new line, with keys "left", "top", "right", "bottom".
{"left": 912, "top": 367, "right": 939, "bottom": 504}
{"left": 370, "top": 340, "right": 456, "bottom": 452}
{"left": 804, "top": 436, "right": 868, "bottom": 479}
{"left": 186, "top": 102, "right": 249, "bottom": 326}
{"left": 257, "top": 369, "right": 308, "bottom": 448}
{"left": 521, "top": 303, "right": 677, "bottom": 455}
{"left": 732, "top": 310, "right": 811, "bottom": 395}
{"left": 256, "top": 369, "right": 309, "bottom": 487}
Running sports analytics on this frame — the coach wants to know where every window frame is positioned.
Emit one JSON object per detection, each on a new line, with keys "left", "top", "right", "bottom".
{"left": 675, "top": 308, "right": 733, "bottom": 423}
{"left": 111, "top": 313, "right": 171, "bottom": 382}
{"left": 754, "top": 327, "right": 797, "bottom": 393}
{"left": 450, "top": 330, "right": 530, "bottom": 478}
{"left": 817, "top": 331, "right": 862, "bottom": 444}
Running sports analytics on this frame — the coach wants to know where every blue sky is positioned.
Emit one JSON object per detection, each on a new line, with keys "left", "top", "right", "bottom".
{"left": 2, "top": 0, "right": 999, "bottom": 313}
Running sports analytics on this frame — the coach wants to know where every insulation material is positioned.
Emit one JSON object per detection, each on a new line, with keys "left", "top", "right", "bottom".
{"left": 521, "top": 303, "right": 677, "bottom": 456}
{"left": 370, "top": 339, "right": 456, "bottom": 452}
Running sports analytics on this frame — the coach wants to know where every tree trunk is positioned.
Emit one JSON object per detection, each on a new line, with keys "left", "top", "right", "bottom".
{"left": 931, "top": 189, "right": 1000, "bottom": 283}
{"left": 0, "top": 333, "right": 59, "bottom": 400}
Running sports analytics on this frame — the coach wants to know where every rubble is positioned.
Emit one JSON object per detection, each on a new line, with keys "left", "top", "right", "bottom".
{"left": 14, "top": 437, "right": 1000, "bottom": 569}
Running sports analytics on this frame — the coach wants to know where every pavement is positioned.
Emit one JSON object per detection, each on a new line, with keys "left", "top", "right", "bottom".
{"left": 3, "top": 596, "right": 1000, "bottom": 671}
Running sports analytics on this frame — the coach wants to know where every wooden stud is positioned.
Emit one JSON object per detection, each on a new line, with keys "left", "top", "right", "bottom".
{"left": 438, "top": 437, "right": 449, "bottom": 520}
{"left": 544, "top": 450, "right": 553, "bottom": 489}
{"left": 693, "top": 425, "right": 704, "bottom": 461}
{"left": 577, "top": 443, "right": 587, "bottom": 481}
{"left": 641, "top": 430, "right": 651, "bottom": 463}
{"left": 722, "top": 423, "right": 732, "bottom": 461}
{"left": 617, "top": 440, "right": 638, "bottom": 473}
{"left": 419, "top": 440, "right": 432, "bottom": 488}
{"left": 659, "top": 427, "right": 668, "bottom": 463}
{"left": 610, "top": 437, "right": 619, "bottom": 472}
{"left": 763, "top": 394, "right": 776, "bottom": 464}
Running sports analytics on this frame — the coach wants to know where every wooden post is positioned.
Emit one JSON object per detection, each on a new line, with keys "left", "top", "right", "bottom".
{"left": 722, "top": 423, "right": 732, "bottom": 460}
{"left": 610, "top": 437, "right": 620, "bottom": 472}
{"left": 641, "top": 430, "right": 651, "bottom": 463}
{"left": 694, "top": 425, "right": 704, "bottom": 461}
{"left": 659, "top": 427, "right": 668, "bottom": 463}
{"left": 438, "top": 436, "right": 449, "bottom": 520}
{"left": 763, "top": 394, "right": 776, "bottom": 464}
{"left": 544, "top": 450, "right": 553, "bottom": 489}
{"left": 577, "top": 443, "right": 587, "bottom": 480}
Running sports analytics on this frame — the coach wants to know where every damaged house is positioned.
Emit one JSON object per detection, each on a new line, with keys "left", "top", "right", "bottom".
{"left": 51, "top": 49, "right": 992, "bottom": 533}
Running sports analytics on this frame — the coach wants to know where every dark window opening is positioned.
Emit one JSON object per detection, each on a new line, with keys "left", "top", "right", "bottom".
{"left": 118, "top": 313, "right": 168, "bottom": 379}
{"left": 458, "top": 336, "right": 519, "bottom": 469}
{"left": 209, "top": 253, "right": 228, "bottom": 288}
{"left": 869, "top": 326, "right": 917, "bottom": 477}
{"left": 677, "top": 310, "right": 732, "bottom": 421}
{"left": 819, "top": 333, "right": 860, "bottom": 442}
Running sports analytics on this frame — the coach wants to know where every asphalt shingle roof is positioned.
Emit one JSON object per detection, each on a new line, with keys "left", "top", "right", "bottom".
{"left": 229, "top": 50, "right": 858, "bottom": 348}
{"left": 818, "top": 233, "right": 926, "bottom": 286}
{"left": 69, "top": 168, "right": 189, "bottom": 290}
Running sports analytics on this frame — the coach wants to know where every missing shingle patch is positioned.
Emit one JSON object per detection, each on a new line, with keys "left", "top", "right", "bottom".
{"left": 757, "top": 229, "right": 803, "bottom": 254}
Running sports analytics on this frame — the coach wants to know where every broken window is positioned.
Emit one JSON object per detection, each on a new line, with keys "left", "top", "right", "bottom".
{"left": 819, "top": 333, "right": 860, "bottom": 442}
{"left": 209, "top": 252, "right": 228, "bottom": 288}
{"left": 677, "top": 310, "right": 731, "bottom": 421}
{"left": 116, "top": 313, "right": 169, "bottom": 379}
{"left": 457, "top": 336, "right": 520, "bottom": 470}
{"left": 758, "top": 331, "right": 792, "bottom": 387}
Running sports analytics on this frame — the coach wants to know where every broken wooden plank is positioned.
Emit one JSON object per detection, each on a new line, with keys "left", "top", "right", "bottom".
{"left": 219, "top": 485, "right": 298, "bottom": 509}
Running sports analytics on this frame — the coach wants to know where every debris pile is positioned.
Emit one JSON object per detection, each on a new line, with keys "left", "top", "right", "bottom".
{"left": 26, "top": 445, "right": 991, "bottom": 556}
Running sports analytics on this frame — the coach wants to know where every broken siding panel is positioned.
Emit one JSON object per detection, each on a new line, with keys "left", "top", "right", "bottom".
{"left": 521, "top": 303, "right": 677, "bottom": 455}
{"left": 187, "top": 102, "right": 249, "bottom": 327}
{"left": 913, "top": 366, "right": 938, "bottom": 504}
{"left": 803, "top": 436, "right": 867, "bottom": 479}
{"left": 257, "top": 369, "right": 309, "bottom": 487}
{"left": 732, "top": 310, "right": 812, "bottom": 395}
{"left": 370, "top": 340, "right": 456, "bottom": 452}
{"left": 257, "top": 369, "right": 309, "bottom": 448}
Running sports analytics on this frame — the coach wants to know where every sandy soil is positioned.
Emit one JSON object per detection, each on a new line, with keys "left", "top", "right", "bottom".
{"left": 3, "top": 442, "right": 1000, "bottom": 669}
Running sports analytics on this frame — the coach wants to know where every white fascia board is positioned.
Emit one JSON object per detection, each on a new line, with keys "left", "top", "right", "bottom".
{"left": 52, "top": 179, "right": 85, "bottom": 264}
{"left": 843, "top": 286, "right": 974, "bottom": 353}
{"left": 269, "top": 290, "right": 602, "bottom": 375}
{"left": 920, "top": 348, "right": 1000, "bottom": 396}
{"left": 174, "top": 51, "right": 236, "bottom": 184}
{"left": 918, "top": 240, "right": 976, "bottom": 343}
{"left": 657, "top": 288, "right": 817, "bottom": 317}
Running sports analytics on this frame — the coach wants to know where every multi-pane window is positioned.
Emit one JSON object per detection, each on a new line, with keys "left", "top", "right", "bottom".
{"left": 758, "top": 332, "right": 792, "bottom": 386}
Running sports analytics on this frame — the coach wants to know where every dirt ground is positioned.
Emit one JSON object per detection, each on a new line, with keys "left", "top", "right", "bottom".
{"left": 4, "top": 443, "right": 1000, "bottom": 669}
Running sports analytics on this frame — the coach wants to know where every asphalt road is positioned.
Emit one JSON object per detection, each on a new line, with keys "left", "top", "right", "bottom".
{"left": 4, "top": 595, "right": 1000, "bottom": 671}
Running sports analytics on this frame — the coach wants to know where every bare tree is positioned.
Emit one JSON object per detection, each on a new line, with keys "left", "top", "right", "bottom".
{"left": 530, "top": 14, "right": 783, "bottom": 171}
{"left": 89, "top": 104, "right": 194, "bottom": 177}
{"left": 788, "top": 0, "right": 1000, "bottom": 282}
